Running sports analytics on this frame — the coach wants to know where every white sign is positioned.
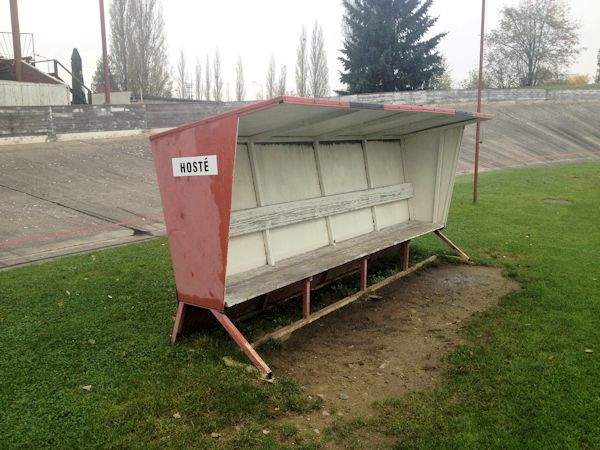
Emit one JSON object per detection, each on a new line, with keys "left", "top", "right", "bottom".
{"left": 172, "top": 155, "right": 218, "bottom": 177}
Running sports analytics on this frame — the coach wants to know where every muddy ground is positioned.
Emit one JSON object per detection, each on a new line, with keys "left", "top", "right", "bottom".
{"left": 262, "top": 263, "right": 519, "bottom": 437}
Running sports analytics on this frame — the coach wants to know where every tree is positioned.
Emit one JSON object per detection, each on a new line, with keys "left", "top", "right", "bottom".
{"left": 339, "top": 0, "right": 445, "bottom": 94}
{"left": 295, "top": 26, "right": 309, "bottom": 96}
{"left": 235, "top": 56, "right": 245, "bottom": 101}
{"left": 308, "top": 22, "right": 329, "bottom": 97}
{"left": 266, "top": 54, "right": 277, "bottom": 98}
{"left": 176, "top": 49, "right": 188, "bottom": 99}
{"left": 212, "top": 48, "right": 224, "bottom": 101}
{"left": 596, "top": 49, "right": 600, "bottom": 84}
{"left": 204, "top": 54, "right": 211, "bottom": 101}
{"left": 91, "top": 56, "right": 118, "bottom": 93}
{"left": 486, "top": 0, "right": 581, "bottom": 87}
{"left": 194, "top": 57, "right": 202, "bottom": 100}
{"left": 460, "top": 68, "right": 490, "bottom": 90}
{"left": 109, "top": 0, "right": 172, "bottom": 97}
{"left": 109, "top": 0, "right": 129, "bottom": 90}
{"left": 277, "top": 65, "right": 287, "bottom": 96}
{"left": 431, "top": 56, "right": 453, "bottom": 90}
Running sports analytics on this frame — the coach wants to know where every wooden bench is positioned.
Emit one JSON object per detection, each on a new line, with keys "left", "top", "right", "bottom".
{"left": 150, "top": 97, "right": 491, "bottom": 376}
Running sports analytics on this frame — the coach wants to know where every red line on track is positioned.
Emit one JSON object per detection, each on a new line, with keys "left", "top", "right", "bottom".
{"left": 0, "top": 214, "right": 164, "bottom": 248}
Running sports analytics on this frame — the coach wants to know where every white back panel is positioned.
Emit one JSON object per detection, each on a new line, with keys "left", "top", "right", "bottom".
{"left": 402, "top": 133, "right": 439, "bottom": 223}
{"left": 319, "top": 142, "right": 374, "bottom": 242}
{"left": 227, "top": 144, "right": 267, "bottom": 275}
{"left": 366, "top": 141, "right": 410, "bottom": 228}
{"left": 254, "top": 143, "right": 330, "bottom": 260}
{"left": 436, "top": 127, "right": 463, "bottom": 223}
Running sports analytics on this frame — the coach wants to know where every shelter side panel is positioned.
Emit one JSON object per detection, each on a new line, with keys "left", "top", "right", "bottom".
{"left": 151, "top": 115, "right": 238, "bottom": 311}
{"left": 365, "top": 140, "right": 411, "bottom": 228}
{"left": 402, "top": 133, "right": 439, "bottom": 223}
{"left": 319, "top": 142, "right": 374, "bottom": 242}
{"left": 435, "top": 126, "right": 464, "bottom": 224}
{"left": 227, "top": 144, "right": 268, "bottom": 276}
{"left": 253, "top": 143, "right": 330, "bottom": 261}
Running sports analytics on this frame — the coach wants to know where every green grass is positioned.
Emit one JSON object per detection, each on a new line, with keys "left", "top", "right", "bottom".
{"left": 1, "top": 162, "right": 599, "bottom": 448}
{"left": 327, "top": 163, "right": 600, "bottom": 449}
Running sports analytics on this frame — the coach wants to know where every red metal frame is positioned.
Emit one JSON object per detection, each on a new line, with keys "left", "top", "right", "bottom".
{"left": 435, "top": 230, "right": 470, "bottom": 260}
{"left": 211, "top": 310, "right": 272, "bottom": 376}
{"left": 473, "top": 0, "right": 487, "bottom": 203}
{"left": 150, "top": 96, "right": 493, "bottom": 143}
{"left": 9, "top": 0, "right": 22, "bottom": 82}
{"left": 98, "top": 0, "right": 111, "bottom": 104}
{"left": 402, "top": 241, "right": 410, "bottom": 271}
{"left": 302, "top": 278, "right": 312, "bottom": 319}
{"left": 360, "top": 257, "right": 368, "bottom": 291}
{"left": 152, "top": 114, "right": 238, "bottom": 311}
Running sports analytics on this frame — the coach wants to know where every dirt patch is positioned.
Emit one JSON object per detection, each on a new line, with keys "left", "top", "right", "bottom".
{"left": 263, "top": 264, "right": 518, "bottom": 435}
{"left": 544, "top": 198, "right": 574, "bottom": 205}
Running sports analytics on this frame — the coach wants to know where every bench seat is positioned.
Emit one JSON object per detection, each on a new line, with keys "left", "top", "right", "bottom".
{"left": 225, "top": 220, "right": 443, "bottom": 307}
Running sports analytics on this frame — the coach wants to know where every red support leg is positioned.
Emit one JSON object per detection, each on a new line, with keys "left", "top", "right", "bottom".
{"left": 360, "top": 257, "right": 368, "bottom": 291}
{"left": 171, "top": 301, "right": 186, "bottom": 344}
{"left": 302, "top": 277, "right": 312, "bottom": 319}
{"left": 211, "top": 310, "right": 272, "bottom": 377}
{"left": 434, "top": 230, "right": 470, "bottom": 260}
{"left": 402, "top": 240, "right": 410, "bottom": 271}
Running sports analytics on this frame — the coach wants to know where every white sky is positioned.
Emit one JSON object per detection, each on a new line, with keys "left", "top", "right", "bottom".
{"left": 1, "top": 0, "right": 598, "bottom": 99}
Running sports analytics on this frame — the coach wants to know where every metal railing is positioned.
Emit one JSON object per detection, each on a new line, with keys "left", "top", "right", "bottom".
{"left": 34, "top": 59, "right": 92, "bottom": 104}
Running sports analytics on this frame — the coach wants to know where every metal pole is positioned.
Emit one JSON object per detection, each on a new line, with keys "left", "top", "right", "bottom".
{"left": 99, "top": 0, "right": 111, "bottom": 104}
{"left": 9, "top": 0, "right": 22, "bottom": 81}
{"left": 473, "top": 0, "right": 486, "bottom": 203}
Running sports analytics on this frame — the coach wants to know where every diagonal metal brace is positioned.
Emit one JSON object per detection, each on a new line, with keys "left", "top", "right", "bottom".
{"left": 434, "top": 229, "right": 470, "bottom": 260}
{"left": 211, "top": 310, "right": 273, "bottom": 377}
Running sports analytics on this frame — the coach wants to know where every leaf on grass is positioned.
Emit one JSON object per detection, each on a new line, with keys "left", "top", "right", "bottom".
{"left": 584, "top": 349, "right": 593, "bottom": 353}
{"left": 107, "top": 295, "right": 113, "bottom": 299}
{"left": 173, "top": 412, "right": 181, "bottom": 419}
{"left": 82, "top": 385, "right": 92, "bottom": 391}
{"left": 210, "top": 432, "right": 221, "bottom": 438}
{"left": 262, "top": 429, "right": 270, "bottom": 435}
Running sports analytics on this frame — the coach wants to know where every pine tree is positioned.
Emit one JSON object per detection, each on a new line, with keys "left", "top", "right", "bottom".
{"left": 339, "top": 0, "right": 446, "bottom": 93}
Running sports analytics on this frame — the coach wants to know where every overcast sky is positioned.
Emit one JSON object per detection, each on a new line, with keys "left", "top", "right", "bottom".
{"left": 1, "top": 0, "right": 598, "bottom": 99}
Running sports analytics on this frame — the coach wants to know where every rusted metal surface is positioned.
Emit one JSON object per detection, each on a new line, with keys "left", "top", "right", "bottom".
{"left": 9, "top": 0, "right": 22, "bottom": 81}
{"left": 98, "top": 0, "right": 111, "bottom": 104}
{"left": 435, "top": 230, "right": 470, "bottom": 260}
{"left": 152, "top": 114, "right": 238, "bottom": 311}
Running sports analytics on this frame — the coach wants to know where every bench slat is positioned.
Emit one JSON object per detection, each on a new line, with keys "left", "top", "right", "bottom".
{"left": 230, "top": 183, "right": 413, "bottom": 237}
{"left": 225, "top": 220, "right": 441, "bottom": 307}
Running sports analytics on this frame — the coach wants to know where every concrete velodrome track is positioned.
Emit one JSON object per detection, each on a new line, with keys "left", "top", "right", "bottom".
{"left": 1, "top": 100, "right": 599, "bottom": 269}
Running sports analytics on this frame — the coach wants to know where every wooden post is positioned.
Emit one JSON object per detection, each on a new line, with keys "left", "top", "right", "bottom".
{"left": 211, "top": 310, "right": 272, "bottom": 376}
{"left": 302, "top": 277, "right": 312, "bottom": 319}
{"left": 360, "top": 257, "right": 368, "bottom": 291}
{"left": 435, "top": 230, "right": 470, "bottom": 260}
{"left": 402, "top": 241, "right": 410, "bottom": 271}
{"left": 171, "top": 302, "right": 186, "bottom": 344}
